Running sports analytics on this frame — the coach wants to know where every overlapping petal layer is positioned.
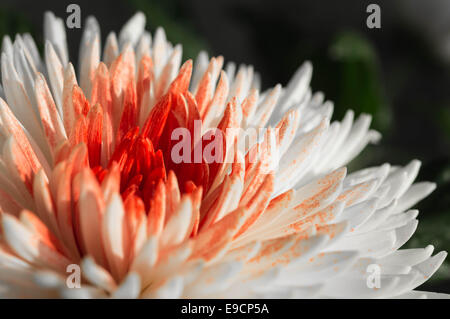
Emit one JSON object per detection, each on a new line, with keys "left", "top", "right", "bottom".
{"left": 0, "top": 12, "right": 447, "bottom": 299}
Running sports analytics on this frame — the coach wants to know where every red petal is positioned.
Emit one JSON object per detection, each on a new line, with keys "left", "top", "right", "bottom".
{"left": 141, "top": 93, "right": 172, "bottom": 148}
{"left": 87, "top": 103, "right": 103, "bottom": 167}
{"left": 168, "top": 60, "right": 192, "bottom": 94}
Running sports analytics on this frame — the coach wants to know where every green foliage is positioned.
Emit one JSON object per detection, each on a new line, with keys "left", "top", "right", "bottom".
{"left": 329, "top": 31, "right": 392, "bottom": 133}
{"left": 0, "top": 7, "right": 33, "bottom": 41}
{"left": 438, "top": 106, "right": 450, "bottom": 137}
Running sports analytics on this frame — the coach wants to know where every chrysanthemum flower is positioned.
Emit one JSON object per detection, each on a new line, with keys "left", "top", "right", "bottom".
{"left": 0, "top": 11, "right": 447, "bottom": 299}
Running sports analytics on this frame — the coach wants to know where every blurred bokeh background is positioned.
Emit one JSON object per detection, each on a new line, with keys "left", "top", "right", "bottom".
{"left": 0, "top": 0, "right": 449, "bottom": 293}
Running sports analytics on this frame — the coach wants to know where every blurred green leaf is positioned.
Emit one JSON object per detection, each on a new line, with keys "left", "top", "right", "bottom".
{"left": 329, "top": 31, "right": 392, "bottom": 134}
{"left": 438, "top": 105, "right": 450, "bottom": 138}
{"left": 0, "top": 7, "right": 33, "bottom": 40}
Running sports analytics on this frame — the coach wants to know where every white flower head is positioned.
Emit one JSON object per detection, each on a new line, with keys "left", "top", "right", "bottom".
{"left": 0, "top": 11, "right": 447, "bottom": 299}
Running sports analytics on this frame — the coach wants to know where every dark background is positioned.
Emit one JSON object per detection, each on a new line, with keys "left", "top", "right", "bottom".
{"left": 1, "top": 0, "right": 449, "bottom": 293}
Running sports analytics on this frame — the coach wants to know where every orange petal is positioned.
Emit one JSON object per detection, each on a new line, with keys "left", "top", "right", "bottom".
{"left": 202, "top": 70, "right": 229, "bottom": 128}
{"left": 191, "top": 205, "right": 246, "bottom": 262}
{"left": 87, "top": 103, "right": 103, "bottom": 167}
{"left": 147, "top": 179, "right": 166, "bottom": 237}
{"left": 196, "top": 72, "right": 212, "bottom": 118}
{"left": 169, "top": 60, "right": 192, "bottom": 94}
{"left": 74, "top": 169, "right": 107, "bottom": 268}
{"left": 1, "top": 213, "right": 72, "bottom": 272}
{"left": 110, "top": 47, "right": 136, "bottom": 132}
{"left": 35, "top": 73, "right": 67, "bottom": 152}
{"left": 234, "top": 173, "right": 274, "bottom": 238}
{"left": 137, "top": 55, "right": 154, "bottom": 126}
{"left": 0, "top": 98, "right": 41, "bottom": 173}
{"left": 141, "top": 92, "right": 172, "bottom": 148}
{"left": 3, "top": 137, "right": 35, "bottom": 193}
{"left": 117, "top": 82, "right": 137, "bottom": 144}
{"left": 90, "top": 63, "right": 113, "bottom": 166}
